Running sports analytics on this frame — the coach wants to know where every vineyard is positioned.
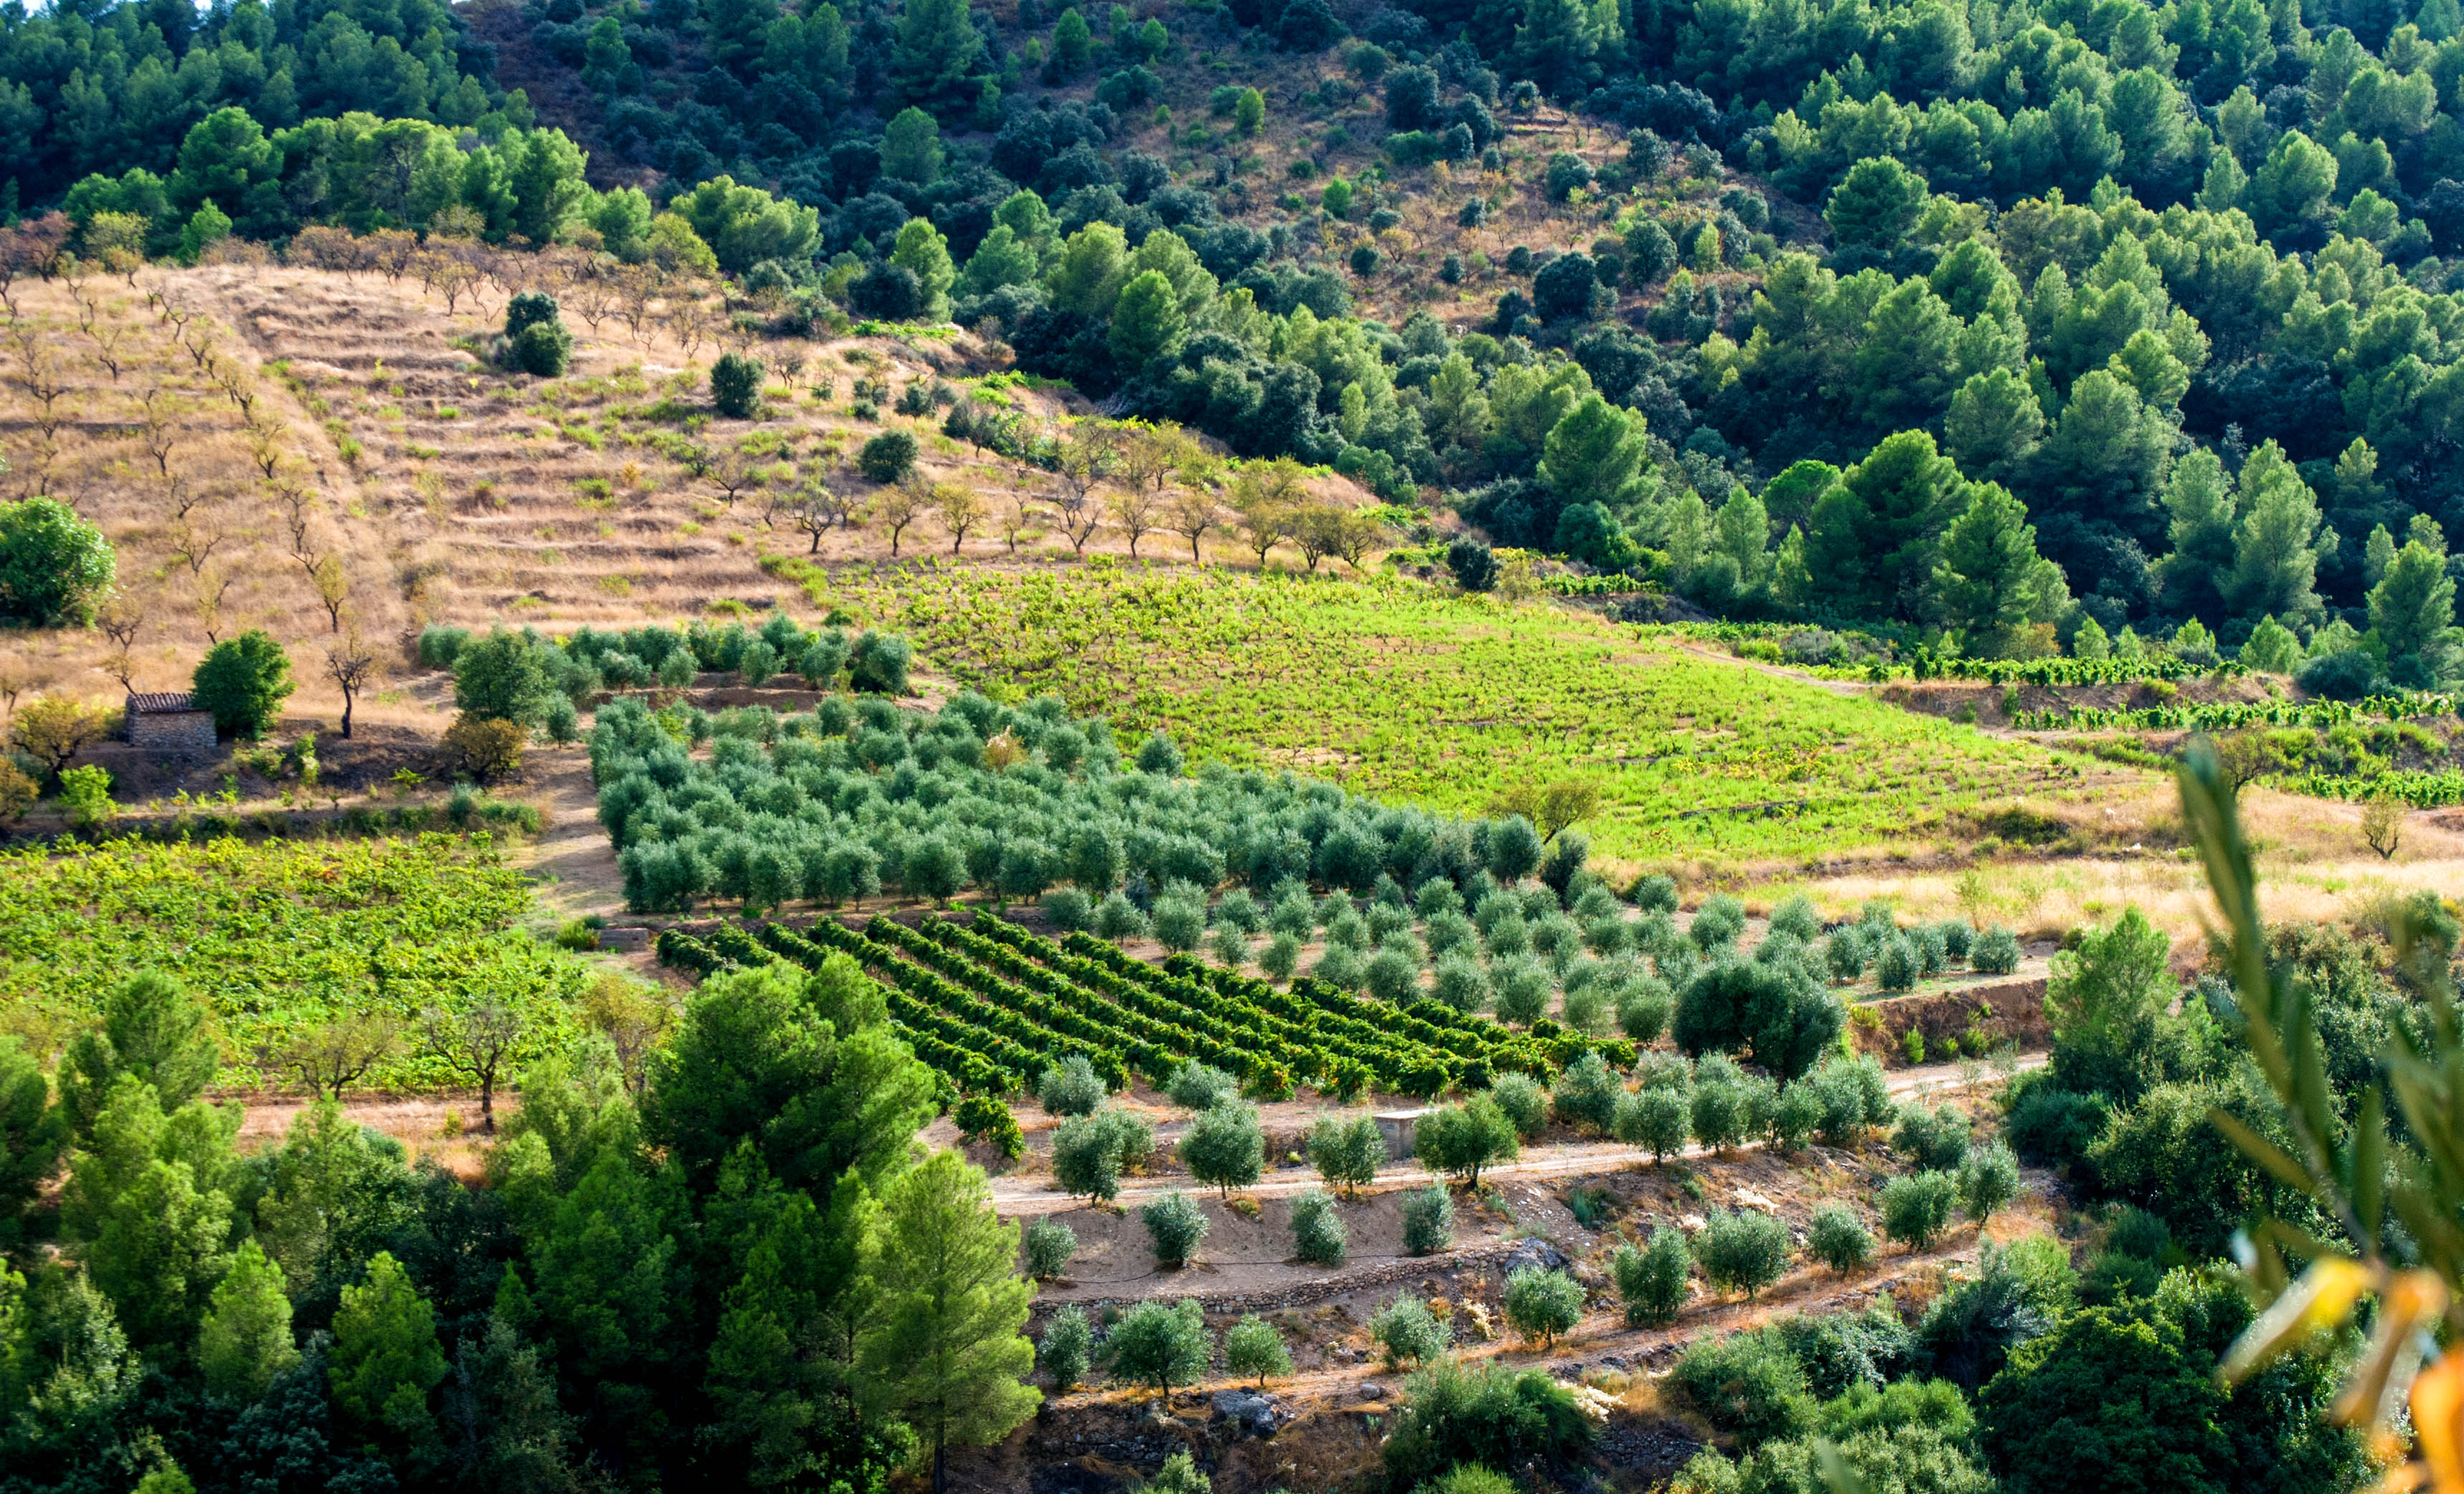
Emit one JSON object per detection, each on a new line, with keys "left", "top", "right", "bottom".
{"left": 655, "top": 910, "right": 1634, "bottom": 1103}
{"left": 815, "top": 561, "right": 2114, "bottom": 865}
{"left": 2012, "top": 695, "right": 2458, "bottom": 733}
{"left": 0, "top": 834, "right": 588, "bottom": 1085}
{"left": 1653, "top": 622, "right": 2240, "bottom": 685}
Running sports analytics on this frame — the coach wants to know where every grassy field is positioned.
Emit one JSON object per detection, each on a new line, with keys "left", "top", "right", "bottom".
{"left": 0, "top": 833, "right": 587, "bottom": 1085}
{"left": 822, "top": 558, "right": 2142, "bottom": 870}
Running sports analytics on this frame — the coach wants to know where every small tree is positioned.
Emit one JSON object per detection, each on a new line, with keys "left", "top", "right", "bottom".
{"left": 1292, "top": 1186, "right": 1347, "bottom": 1265}
{"left": 1307, "top": 1113, "right": 1385, "bottom": 1194}
{"left": 1551, "top": 1050, "right": 1622, "bottom": 1133}
{"left": 1414, "top": 1095, "right": 1519, "bottom": 1186}
{"left": 1167, "top": 1061, "right": 1239, "bottom": 1110}
{"left": 1368, "top": 1293, "right": 1451, "bottom": 1368}
{"left": 323, "top": 634, "right": 379, "bottom": 740}
{"left": 0, "top": 496, "right": 114, "bottom": 625}
{"left": 197, "top": 1237, "right": 298, "bottom": 1403}
{"left": 277, "top": 1014, "right": 399, "bottom": 1100}
{"left": 1025, "top": 1218, "right": 1078, "bottom": 1280}
{"left": 191, "top": 629, "right": 294, "bottom": 738}
{"left": 861, "top": 429, "right": 920, "bottom": 484}
{"left": 444, "top": 716, "right": 528, "bottom": 784}
{"left": 328, "top": 1252, "right": 446, "bottom": 1437}
{"left": 1038, "top": 1055, "right": 1105, "bottom": 1115}
{"left": 1401, "top": 1184, "right": 1454, "bottom": 1255}
{"left": 1040, "top": 1303, "right": 1094, "bottom": 1391}
{"left": 1105, "top": 1298, "right": 1211, "bottom": 1393}
{"left": 1223, "top": 1313, "right": 1290, "bottom": 1386}
{"left": 1697, "top": 1209, "right": 1791, "bottom": 1300}
{"left": 1180, "top": 1101, "right": 1264, "bottom": 1197}
{"left": 2363, "top": 793, "right": 2404, "bottom": 860}
{"left": 1957, "top": 1141, "right": 2021, "bottom": 1223}
{"left": 1142, "top": 1189, "right": 1209, "bottom": 1267}
{"left": 1502, "top": 1267, "right": 1584, "bottom": 1346}
{"left": 1614, "top": 1086, "right": 1691, "bottom": 1163}
{"left": 1615, "top": 1227, "right": 1691, "bottom": 1326}
{"left": 933, "top": 482, "right": 986, "bottom": 553}
{"left": 1880, "top": 1171, "right": 1958, "bottom": 1251}
{"left": 710, "top": 351, "right": 763, "bottom": 417}
{"left": 11, "top": 696, "right": 106, "bottom": 779}
{"left": 419, "top": 1003, "right": 524, "bottom": 1133}
{"left": 1807, "top": 1204, "right": 1874, "bottom": 1274}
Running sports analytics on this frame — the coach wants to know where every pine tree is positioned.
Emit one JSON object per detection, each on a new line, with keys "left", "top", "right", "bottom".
{"left": 1933, "top": 483, "right": 2062, "bottom": 655}
{"left": 1109, "top": 270, "right": 1185, "bottom": 372}
{"left": 2223, "top": 440, "right": 2333, "bottom": 629}
{"left": 60, "top": 972, "right": 219, "bottom": 1140}
{"left": 881, "top": 107, "right": 944, "bottom": 186}
{"left": 328, "top": 1252, "right": 447, "bottom": 1440}
{"left": 891, "top": 219, "right": 957, "bottom": 320}
{"left": 894, "top": 0, "right": 983, "bottom": 108}
{"left": 2371, "top": 533, "right": 2459, "bottom": 687}
{"left": 1050, "top": 7, "right": 1093, "bottom": 77}
{"left": 197, "top": 1238, "right": 298, "bottom": 1403}
{"left": 856, "top": 1151, "right": 1039, "bottom": 1493}
{"left": 1537, "top": 394, "right": 1648, "bottom": 510}
{"left": 0, "top": 1037, "right": 65, "bottom": 1244}
{"left": 60, "top": 1075, "right": 237, "bottom": 1351}
{"left": 2156, "top": 448, "right": 2235, "bottom": 624}
{"left": 1805, "top": 429, "right": 1971, "bottom": 620}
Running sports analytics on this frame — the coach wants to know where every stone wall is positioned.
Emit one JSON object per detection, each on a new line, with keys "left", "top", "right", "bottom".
{"left": 130, "top": 711, "right": 217, "bottom": 755}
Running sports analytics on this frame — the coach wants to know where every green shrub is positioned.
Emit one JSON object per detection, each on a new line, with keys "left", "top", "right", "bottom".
{"left": 858, "top": 429, "right": 919, "bottom": 482}
{"left": 1958, "top": 1141, "right": 2021, "bottom": 1222}
{"left": 1615, "top": 1085, "right": 1691, "bottom": 1161}
{"left": 1167, "top": 1061, "right": 1239, "bottom": 1110}
{"left": 1401, "top": 1184, "right": 1454, "bottom": 1255}
{"left": 1292, "top": 1186, "right": 1347, "bottom": 1264}
{"left": 1690, "top": 1075, "right": 1748, "bottom": 1152}
{"left": 1690, "top": 893, "right": 1747, "bottom": 950}
{"left": 1671, "top": 1327, "right": 1815, "bottom": 1450}
{"left": 1364, "top": 946, "right": 1420, "bottom": 1002}
{"left": 1880, "top": 1171, "right": 1958, "bottom": 1251}
{"left": 1768, "top": 894, "right": 1823, "bottom": 942}
{"left": 1038, "top": 1055, "right": 1105, "bottom": 1115}
{"left": 1551, "top": 1049, "right": 1622, "bottom": 1133}
{"left": 1040, "top": 1303, "right": 1094, "bottom": 1390}
{"left": 1876, "top": 935, "right": 1920, "bottom": 991}
{"left": 1307, "top": 1112, "right": 1385, "bottom": 1193}
{"left": 1223, "top": 1313, "right": 1291, "bottom": 1386}
{"left": 1617, "top": 979, "right": 1673, "bottom": 1042}
{"left": 1382, "top": 1357, "right": 1596, "bottom": 1490}
{"left": 1151, "top": 895, "right": 1206, "bottom": 953}
{"left": 1104, "top": 1298, "right": 1210, "bottom": 1391}
{"left": 1368, "top": 1293, "right": 1451, "bottom": 1367}
{"left": 1043, "top": 885, "right": 1095, "bottom": 931}
{"left": 1808, "top": 1204, "right": 1874, "bottom": 1273}
{"left": 1431, "top": 952, "right": 1492, "bottom": 1012}
{"left": 1422, "top": 1468, "right": 1517, "bottom": 1494}
{"left": 1179, "top": 1100, "right": 1263, "bottom": 1196}
{"left": 0, "top": 497, "right": 114, "bottom": 626}
{"left": 1971, "top": 926, "right": 2022, "bottom": 975}
{"left": 1414, "top": 1095, "right": 1518, "bottom": 1185}
{"left": 1490, "top": 954, "right": 1551, "bottom": 1022}
{"left": 1894, "top": 1104, "right": 1970, "bottom": 1171}
{"left": 711, "top": 351, "right": 764, "bottom": 417}
{"left": 1142, "top": 1189, "right": 1209, "bottom": 1267}
{"left": 511, "top": 317, "right": 572, "bottom": 376}
{"left": 1698, "top": 1208, "right": 1791, "bottom": 1299}
{"left": 956, "top": 1093, "right": 1023, "bottom": 1157}
{"left": 1503, "top": 1266, "right": 1585, "bottom": 1345}
{"left": 1259, "top": 930, "right": 1301, "bottom": 981}
{"left": 191, "top": 630, "right": 295, "bottom": 738}
{"left": 58, "top": 764, "right": 113, "bottom": 832}
{"left": 1487, "top": 1072, "right": 1548, "bottom": 1138}
{"left": 1616, "top": 1226, "right": 1691, "bottom": 1325}
{"left": 1025, "top": 1218, "right": 1077, "bottom": 1279}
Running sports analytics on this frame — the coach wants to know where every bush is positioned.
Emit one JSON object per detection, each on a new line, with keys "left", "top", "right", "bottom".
{"left": 1259, "top": 930, "right": 1301, "bottom": 981}
{"left": 1768, "top": 895, "right": 1823, "bottom": 942}
{"left": 444, "top": 715, "right": 529, "bottom": 783}
{"left": 1401, "top": 1184, "right": 1454, "bottom": 1255}
{"left": 1052, "top": 1106, "right": 1150, "bottom": 1200}
{"left": 1151, "top": 896, "right": 1206, "bottom": 953}
{"left": 1958, "top": 1141, "right": 2021, "bottom": 1222}
{"left": 1307, "top": 1112, "right": 1385, "bottom": 1193}
{"left": 1422, "top": 1469, "right": 1516, "bottom": 1494}
{"left": 1768, "top": 1083, "right": 1821, "bottom": 1152}
{"left": 1142, "top": 1189, "right": 1209, "bottom": 1267}
{"left": 847, "top": 629, "right": 912, "bottom": 694}
{"left": 957, "top": 1092, "right": 1024, "bottom": 1157}
{"left": 1368, "top": 1293, "right": 1451, "bottom": 1367}
{"left": 2297, "top": 647, "right": 2384, "bottom": 700}
{"left": 58, "top": 764, "right": 113, "bottom": 831}
{"left": 1292, "top": 1186, "right": 1347, "bottom": 1264}
{"left": 711, "top": 351, "right": 764, "bottom": 417}
{"left": 1040, "top": 1303, "right": 1094, "bottom": 1390}
{"left": 1671, "top": 1328, "right": 1814, "bottom": 1450}
{"left": 1616, "top": 1088, "right": 1695, "bottom": 1171}
{"left": 1776, "top": 1300, "right": 1916, "bottom": 1399}
{"left": 1616, "top": 1226, "right": 1691, "bottom": 1325}
{"left": 0, "top": 497, "right": 114, "bottom": 626}
{"left": 1431, "top": 952, "right": 1492, "bottom": 1012}
{"left": 1180, "top": 1100, "right": 1264, "bottom": 1196}
{"left": 1043, "top": 885, "right": 1095, "bottom": 932}
{"left": 1893, "top": 1104, "right": 1970, "bottom": 1171}
{"left": 1698, "top": 1208, "right": 1791, "bottom": 1299}
{"left": 1363, "top": 946, "right": 1419, "bottom": 1002}
{"left": 1690, "top": 893, "right": 1748, "bottom": 950}
{"left": 1690, "top": 1075, "right": 1748, "bottom": 1152}
{"left": 1551, "top": 1050, "right": 1622, "bottom": 1133}
{"left": 1414, "top": 1095, "right": 1518, "bottom": 1185}
{"left": 1876, "top": 935, "right": 1920, "bottom": 991}
{"left": 1223, "top": 1313, "right": 1291, "bottom": 1386}
{"left": 1039, "top": 1055, "right": 1106, "bottom": 1115}
{"left": 1383, "top": 1358, "right": 1597, "bottom": 1491}
{"left": 191, "top": 629, "right": 295, "bottom": 738}
{"left": 1025, "top": 1218, "right": 1078, "bottom": 1280}
{"left": 1167, "top": 1061, "right": 1239, "bottom": 1110}
{"left": 1631, "top": 873, "right": 1679, "bottom": 911}
{"left": 1880, "top": 1171, "right": 1958, "bottom": 1250}
{"left": 511, "top": 317, "right": 572, "bottom": 376}
{"left": 2004, "top": 1071, "right": 2109, "bottom": 1168}
{"left": 1093, "top": 891, "right": 1150, "bottom": 939}
{"left": 1104, "top": 1298, "right": 1211, "bottom": 1391}
{"left": 1616, "top": 980, "right": 1674, "bottom": 1043}
{"left": 1808, "top": 1203, "right": 1874, "bottom": 1273}
{"left": 1971, "top": 926, "right": 2022, "bottom": 975}
{"left": 859, "top": 429, "right": 919, "bottom": 483}
{"left": 1138, "top": 1453, "right": 1210, "bottom": 1494}
{"left": 1503, "top": 1266, "right": 1585, "bottom": 1345}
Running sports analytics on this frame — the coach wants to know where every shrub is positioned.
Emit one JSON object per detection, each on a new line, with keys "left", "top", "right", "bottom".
{"left": 1423, "top": 1469, "right": 1516, "bottom": 1494}
{"left": 1104, "top": 1298, "right": 1211, "bottom": 1391}
{"left": 1768, "top": 895, "right": 1822, "bottom": 942}
{"left": 1364, "top": 946, "right": 1419, "bottom": 1002}
{"left": 1616, "top": 1085, "right": 1691, "bottom": 1161}
{"left": 2004, "top": 1071, "right": 2109, "bottom": 1168}
{"left": 1051, "top": 1107, "right": 1147, "bottom": 1200}
{"left": 58, "top": 764, "right": 113, "bottom": 831}
{"left": 1312, "top": 943, "right": 1363, "bottom": 989}
{"left": 1894, "top": 1104, "right": 1970, "bottom": 1171}
{"left": 1616, "top": 1226, "right": 1691, "bottom": 1325}
{"left": 859, "top": 429, "right": 919, "bottom": 482}
{"left": 1503, "top": 1267, "right": 1584, "bottom": 1345}
{"left": 1490, "top": 955, "right": 1551, "bottom": 1023}
{"left": 711, "top": 351, "right": 764, "bottom": 417}
{"left": 192, "top": 630, "right": 295, "bottom": 738}
{"left": 1487, "top": 1072, "right": 1549, "bottom": 1138}
{"left": 1414, "top": 1095, "right": 1519, "bottom": 1185}
{"left": 1259, "top": 931, "right": 1301, "bottom": 981}
{"left": 1292, "top": 1186, "right": 1347, "bottom": 1264}
{"left": 1093, "top": 891, "right": 1150, "bottom": 940}
{"left": 1971, "top": 926, "right": 2022, "bottom": 975}
{"left": 1690, "top": 1075, "right": 1747, "bottom": 1152}
{"left": 1690, "top": 893, "right": 1748, "bottom": 951}
{"left": 1142, "top": 1189, "right": 1209, "bottom": 1267}
{"left": 1880, "top": 1171, "right": 1958, "bottom": 1250}
{"left": 1307, "top": 1112, "right": 1385, "bottom": 1193}
{"left": 0, "top": 497, "right": 114, "bottom": 626}
{"left": 1825, "top": 929, "right": 1869, "bottom": 982}
{"left": 1768, "top": 1083, "right": 1821, "bottom": 1151}
{"left": 1617, "top": 979, "right": 1673, "bottom": 1042}
{"left": 1808, "top": 1054, "right": 1895, "bottom": 1146}
{"left": 1180, "top": 1100, "right": 1264, "bottom": 1196}
{"left": 511, "top": 317, "right": 572, "bottom": 376}
{"left": 1958, "top": 1141, "right": 2021, "bottom": 1222}
{"left": 1431, "top": 953, "right": 1492, "bottom": 1012}
{"left": 1401, "top": 1184, "right": 1454, "bottom": 1255}
{"left": 1039, "top": 1055, "right": 1106, "bottom": 1115}
{"left": 445, "top": 715, "right": 529, "bottom": 784}
{"left": 1383, "top": 1358, "right": 1597, "bottom": 1491}
{"left": 1698, "top": 1209, "right": 1791, "bottom": 1299}
{"left": 1551, "top": 1050, "right": 1623, "bottom": 1133}
{"left": 1025, "top": 1218, "right": 1078, "bottom": 1279}
{"left": 1223, "top": 1313, "right": 1291, "bottom": 1386}
{"left": 1876, "top": 935, "right": 1920, "bottom": 991}
{"left": 1151, "top": 896, "right": 1206, "bottom": 953}
{"left": 1808, "top": 1204, "right": 1874, "bottom": 1273}
{"left": 1040, "top": 1303, "right": 1094, "bottom": 1390}
{"left": 1368, "top": 1293, "right": 1451, "bottom": 1367}
{"left": 957, "top": 1093, "right": 1024, "bottom": 1157}
{"left": 1670, "top": 1328, "right": 1814, "bottom": 1449}
{"left": 1167, "top": 1061, "right": 1239, "bottom": 1110}
{"left": 1043, "top": 885, "right": 1095, "bottom": 931}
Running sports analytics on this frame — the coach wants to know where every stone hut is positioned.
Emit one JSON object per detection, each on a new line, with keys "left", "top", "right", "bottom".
{"left": 126, "top": 692, "right": 217, "bottom": 754}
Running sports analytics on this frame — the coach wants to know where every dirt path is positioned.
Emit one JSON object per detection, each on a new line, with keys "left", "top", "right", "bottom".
{"left": 987, "top": 1053, "right": 2044, "bottom": 1217}
{"left": 505, "top": 743, "right": 630, "bottom": 923}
